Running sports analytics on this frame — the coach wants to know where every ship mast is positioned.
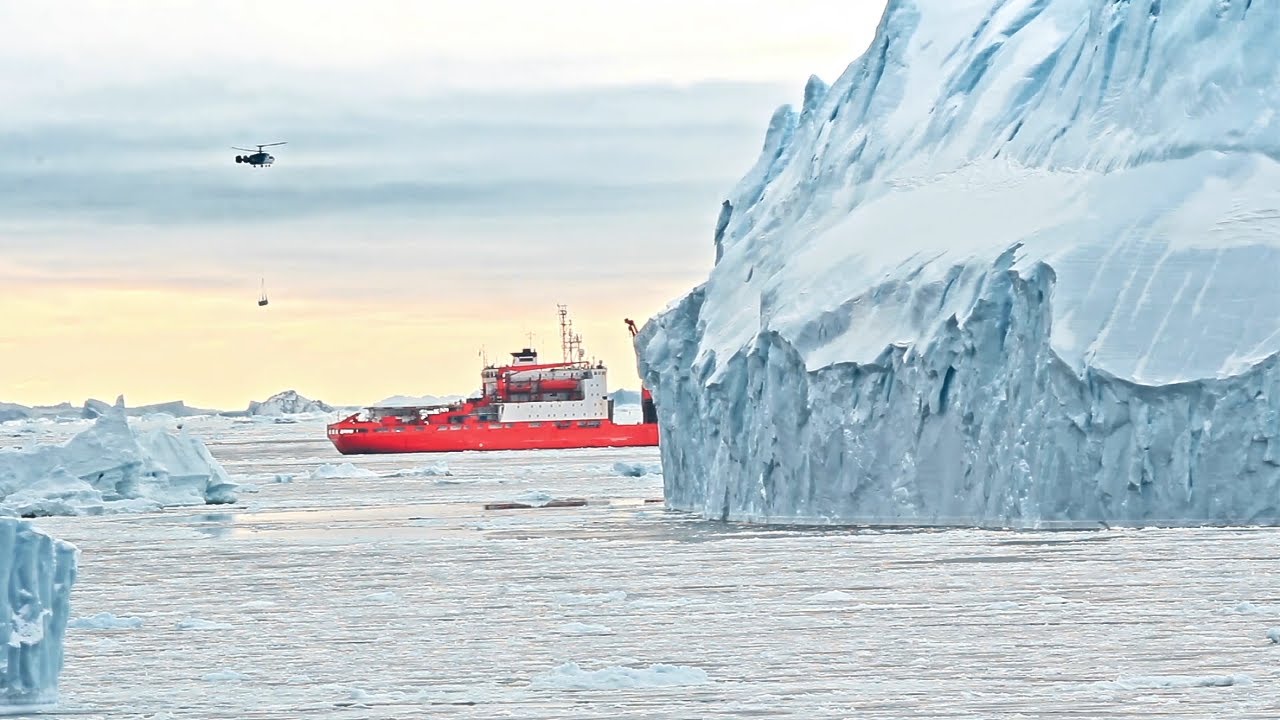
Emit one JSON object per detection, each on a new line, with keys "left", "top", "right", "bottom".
{"left": 558, "top": 304, "right": 587, "bottom": 365}
{"left": 558, "top": 304, "right": 570, "bottom": 363}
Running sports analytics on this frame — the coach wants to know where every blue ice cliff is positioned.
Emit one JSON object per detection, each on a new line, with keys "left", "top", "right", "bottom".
{"left": 636, "top": 0, "right": 1280, "bottom": 527}
{"left": 0, "top": 519, "right": 76, "bottom": 709}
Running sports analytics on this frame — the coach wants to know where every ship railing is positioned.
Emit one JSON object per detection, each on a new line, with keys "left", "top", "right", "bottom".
{"left": 360, "top": 404, "right": 459, "bottom": 421}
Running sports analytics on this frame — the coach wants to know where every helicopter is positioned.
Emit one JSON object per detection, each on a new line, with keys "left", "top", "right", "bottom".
{"left": 233, "top": 142, "right": 287, "bottom": 167}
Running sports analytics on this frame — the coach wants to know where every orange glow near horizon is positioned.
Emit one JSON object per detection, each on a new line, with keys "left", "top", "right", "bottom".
{"left": 2, "top": 279, "right": 696, "bottom": 410}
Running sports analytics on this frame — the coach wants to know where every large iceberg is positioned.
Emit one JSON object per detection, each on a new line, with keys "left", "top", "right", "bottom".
{"left": 637, "top": 0, "right": 1280, "bottom": 527}
{"left": 0, "top": 398, "right": 237, "bottom": 516}
{"left": 244, "top": 390, "right": 333, "bottom": 416}
{"left": 0, "top": 518, "right": 76, "bottom": 710}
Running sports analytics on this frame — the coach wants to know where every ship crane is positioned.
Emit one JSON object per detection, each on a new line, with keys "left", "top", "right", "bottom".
{"left": 624, "top": 319, "right": 659, "bottom": 424}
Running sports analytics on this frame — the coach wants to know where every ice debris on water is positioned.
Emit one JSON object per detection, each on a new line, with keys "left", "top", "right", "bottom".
{"left": 530, "top": 662, "right": 710, "bottom": 690}
{"left": 309, "top": 462, "right": 377, "bottom": 480}
{"left": 611, "top": 462, "right": 661, "bottom": 478}
{"left": 201, "top": 670, "right": 249, "bottom": 682}
{"left": 554, "top": 591, "right": 628, "bottom": 606}
{"left": 806, "top": 590, "right": 854, "bottom": 603}
{"left": 176, "top": 618, "right": 234, "bottom": 631}
{"left": 556, "top": 622, "right": 615, "bottom": 636}
{"left": 385, "top": 462, "right": 451, "bottom": 478}
{"left": 513, "top": 490, "right": 556, "bottom": 507}
{"left": 67, "top": 612, "right": 143, "bottom": 630}
{"left": 1093, "top": 675, "right": 1252, "bottom": 691}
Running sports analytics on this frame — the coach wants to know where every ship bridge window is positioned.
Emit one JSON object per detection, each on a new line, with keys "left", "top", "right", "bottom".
{"left": 579, "top": 421, "right": 601, "bottom": 428}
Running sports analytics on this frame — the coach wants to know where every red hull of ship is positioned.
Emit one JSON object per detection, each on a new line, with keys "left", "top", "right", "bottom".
{"left": 328, "top": 419, "right": 658, "bottom": 455}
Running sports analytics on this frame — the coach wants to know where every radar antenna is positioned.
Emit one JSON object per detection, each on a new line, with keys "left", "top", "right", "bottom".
{"left": 558, "top": 304, "right": 570, "bottom": 363}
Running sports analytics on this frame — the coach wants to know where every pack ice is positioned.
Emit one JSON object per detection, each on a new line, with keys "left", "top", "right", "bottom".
{"left": 0, "top": 397, "right": 237, "bottom": 516}
{"left": 0, "top": 518, "right": 76, "bottom": 710}
{"left": 637, "top": 0, "right": 1280, "bottom": 527}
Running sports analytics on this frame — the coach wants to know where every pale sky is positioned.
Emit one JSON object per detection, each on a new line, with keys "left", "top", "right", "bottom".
{"left": 1, "top": 1, "right": 888, "bottom": 409}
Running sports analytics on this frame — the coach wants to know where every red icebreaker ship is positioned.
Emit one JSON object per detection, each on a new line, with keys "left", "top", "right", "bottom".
{"left": 326, "top": 315, "right": 659, "bottom": 454}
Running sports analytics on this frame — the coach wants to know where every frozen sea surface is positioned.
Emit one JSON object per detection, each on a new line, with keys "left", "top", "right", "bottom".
{"left": 20, "top": 416, "right": 1280, "bottom": 718}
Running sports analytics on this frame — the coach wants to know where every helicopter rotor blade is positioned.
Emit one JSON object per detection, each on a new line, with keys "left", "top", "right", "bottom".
{"left": 257, "top": 142, "right": 288, "bottom": 148}
{"left": 231, "top": 146, "right": 253, "bottom": 152}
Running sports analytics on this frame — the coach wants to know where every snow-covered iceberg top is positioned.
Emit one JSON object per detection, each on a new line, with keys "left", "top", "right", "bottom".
{"left": 2, "top": 398, "right": 220, "bottom": 423}
{"left": 638, "top": 0, "right": 1280, "bottom": 527}
{"left": 0, "top": 397, "right": 237, "bottom": 517}
{"left": 245, "top": 390, "right": 333, "bottom": 416}
{"left": 0, "top": 518, "right": 77, "bottom": 710}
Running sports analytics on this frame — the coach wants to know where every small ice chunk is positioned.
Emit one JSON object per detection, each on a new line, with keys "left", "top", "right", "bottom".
{"left": 555, "top": 590, "right": 627, "bottom": 606}
{"left": 807, "top": 590, "right": 854, "bottom": 602}
{"left": 67, "top": 612, "right": 143, "bottom": 630}
{"left": 1231, "top": 601, "right": 1269, "bottom": 614}
{"left": 102, "top": 498, "right": 164, "bottom": 514}
{"left": 1094, "top": 675, "right": 1252, "bottom": 690}
{"left": 272, "top": 474, "right": 293, "bottom": 484}
{"left": 531, "top": 662, "right": 709, "bottom": 690}
{"left": 612, "top": 462, "right": 661, "bottom": 478}
{"left": 986, "top": 601, "right": 1020, "bottom": 610}
{"left": 556, "top": 622, "right": 614, "bottom": 636}
{"left": 176, "top": 618, "right": 233, "bottom": 631}
{"left": 1267, "top": 628, "right": 1280, "bottom": 644}
{"left": 201, "top": 670, "right": 249, "bottom": 682}
{"left": 514, "top": 490, "right": 556, "bottom": 507}
{"left": 309, "top": 462, "right": 377, "bottom": 480}
{"left": 362, "top": 591, "right": 398, "bottom": 604}
{"left": 386, "top": 462, "right": 451, "bottom": 478}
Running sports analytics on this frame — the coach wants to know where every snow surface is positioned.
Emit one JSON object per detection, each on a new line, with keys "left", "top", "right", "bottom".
{"left": 637, "top": 0, "right": 1280, "bottom": 528}
{"left": 0, "top": 398, "right": 237, "bottom": 517}
{"left": 0, "top": 518, "right": 77, "bottom": 710}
